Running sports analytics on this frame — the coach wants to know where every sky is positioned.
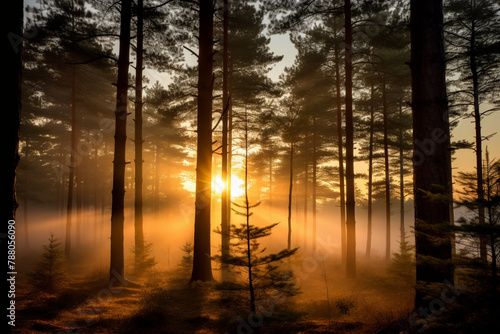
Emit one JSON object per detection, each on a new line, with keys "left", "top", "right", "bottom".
{"left": 452, "top": 105, "right": 500, "bottom": 179}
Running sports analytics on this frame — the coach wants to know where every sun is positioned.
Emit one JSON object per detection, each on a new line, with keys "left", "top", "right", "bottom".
{"left": 213, "top": 175, "right": 245, "bottom": 198}
{"left": 214, "top": 175, "right": 225, "bottom": 194}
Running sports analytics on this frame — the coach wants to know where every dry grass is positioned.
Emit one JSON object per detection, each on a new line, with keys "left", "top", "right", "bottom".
{"left": 14, "top": 260, "right": 418, "bottom": 334}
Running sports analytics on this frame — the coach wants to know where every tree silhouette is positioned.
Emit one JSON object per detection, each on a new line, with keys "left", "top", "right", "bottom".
{"left": 29, "top": 234, "right": 66, "bottom": 292}
{"left": 445, "top": 0, "right": 500, "bottom": 262}
{"left": 455, "top": 149, "right": 500, "bottom": 302}
{"left": 214, "top": 109, "right": 298, "bottom": 333}
{"left": 410, "top": 0, "right": 454, "bottom": 308}
{"left": 5, "top": 0, "right": 23, "bottom": 225}
{"left": 190, "top": 0, "right": 215, "bottom": 283}
{"left": 344, "top": 0, "right": 356, "bottom": 280}
{"left": 110, "top": 0, "right": 132, "bottom": 284}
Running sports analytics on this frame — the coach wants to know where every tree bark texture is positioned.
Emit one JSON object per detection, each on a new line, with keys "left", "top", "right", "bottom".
{"left": 344, "top": 0, "right": 356, "bottom": 280}
{"left": 134, "top": 0, "right": 145, "bottom": 268}
{"left": 410, "top": 0, "right": 454, "bottom": 307}
{"left": 110, "top": 0, "right": 132, "bottom": 283}
{"left": 191, "top": 0, "right": 214, "bottom": 282}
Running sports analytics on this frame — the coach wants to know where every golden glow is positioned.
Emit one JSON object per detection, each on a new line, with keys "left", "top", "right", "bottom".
{"left": 230, "top": 175, "right": 245, "bottom": 198}
{"left": 214, "top": 175, "right": 245, "bottom": 198}
{"left": 214, "top": 175, "right": 225, "bottom": 194}
{"left": 183, "top": 175, "right": 245, "bottom": 199}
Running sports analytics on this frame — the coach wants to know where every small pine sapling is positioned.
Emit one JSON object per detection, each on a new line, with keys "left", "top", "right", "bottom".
{"left": 131, "top": 237, "right": 157, "bottom": 274}
{"left": 179, "top": 241, "right": 194, "bottom": 272}
{"left": 213, "top": 209, "right": 299, "bottom": 332}
{"left": 388, "top": 232, "right": 415, "bottom": 281}
{"left": 29, "top": 233, "right": 66, "bottom": 292}
{"left": 213, "top": 108, "right": 299, "bottom": 333}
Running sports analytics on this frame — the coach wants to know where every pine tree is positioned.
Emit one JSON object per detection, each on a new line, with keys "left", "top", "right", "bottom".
{"left": 332, "top": 14, "right": 347, "bottom": 264}
{"left": 220, "top": 0, "right": 231, "bottom": 280}
{"left": 180, "top": 242, "right": 194, "bottom": 272}
{"left": 288, "top": 26, "right": 336, "bottom": 251}
{"left": 445, "top": 0, "right": 500, "bottom": 262}
{"left": 29, "top": 234, "right": 66, "bottom": 292}
{"left": 131, "top": 0, "right": 188, "bottom": 269}
{"left": 213, "top": 110, "right": 298, "bottom": 333}
{"left": 110, "top": 0, "right": 132, "bottom": 284}
{"left": 5, "top": 0, "right": 22, "bottom": 225}
{"left": 354, "top": 3, "right": 411, "bottom": 261}
{"left": 455, "top": 149, "right": 500, "bottom": 302}
{"left": 131, "top": 236, "right": 157, "bottom": 274}
{"left": 133, "top": 0, "right": 145, "bottom": 272}
{"left": 280, "top": 98, "right": 300, "bottom": 251}
{"left": 344, "top": 0, "right": 356, "bottom": 280}
{"left": 215, "top": 0, "right": 282, "bottom": 263}
{"left": 24, "top": 0, "right": 116, "bottom": 255}
{"left": 356, "top": 78, "right": 384, "bottom": 258}
{"left": 410, "top": 0, "right": 454, "bottom": 308}
{"left": 388, "top": 234, "right": 415, "bottom": 282}
{"left": 190, "top": 0, "right": 215, "bottom": 283}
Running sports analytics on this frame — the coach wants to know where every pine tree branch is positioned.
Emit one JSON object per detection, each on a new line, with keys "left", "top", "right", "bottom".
{"left": 184, "top": 45, "right": 198, "bottom": 58}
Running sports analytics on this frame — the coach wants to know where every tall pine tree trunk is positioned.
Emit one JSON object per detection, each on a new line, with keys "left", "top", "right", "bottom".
{"left": 65, "top": 169, "right": 74, "bottom": 256}
{"left": 382, "top": 76, "right": 391, "bottom": 261}
{"left": 153, "top": 145, "right": 159, "bottom": 216}
{"left": 269, "top": 159, "right": 273, "bottom": 215}
{"left": 242, "top": 110, "right": 258, "bottom": 333}
{"left": 76, "top": 152, "right": 82, "bottom": 247}
{"left": 344, "top": 0, "right": 356, "bottom": 280}
{"left": 190, "top": 0, "right": 214, "bottom": 282}
{"left": 6, "top": 0, "right": 23, "bottom": 234}
{"left": 23, "top": 143, "right": 29, "bottom": 247}
{"left": 366, "top": 84, "right": 375, "bottom": 258}
{"left": 84, "top": 155, "right": 90, "bottom": 226}
{"left": 65, "top": 66, "right": 78, "bottom": 257}
{"left": 312, "top": 118, "right": 317, "bottom": 251}
{"left": 93, "top": 148, "right": 98, "bottom": 247}
{"left": 134, "top": 0, "right": 145, "bottom": 269}
{"left": 303, "top": 136, "right": 309, "bottom": 249}
{"left": 334, "top": 35, "right": 346, "bottom": 263}
{"left": 485, "top": 151, "right": 498, "bottom": 300}
{"left": 228, "top": 97, "right": 233, "bottom": 226}
{"left": 287, "top": 119, "right": 294, "bottom": 251}
{"left": 101, "top": 141, "right": 108, "bottom": 223}
{"left": 410, "top": 0, "right": 454, "bottom": 307}
{"left": 56, "top": 150, "right": 61, "bottom": 216}
{"left": 398, "top": 102, "right": 406, "bottom": 248}
{"left": 220, "top": 0, "right": 230, "bottom": 278}
{"left": 227, "top": 62, "right": 233, "bottom": 228}
{"left": 470, "top": 19, "right": 487, "bottom": 262}
{"left": 58, "top": 148, "right": 65, "bottom": 217}
{"left": 110, "top": 0, "right": 132, "bottom": 283}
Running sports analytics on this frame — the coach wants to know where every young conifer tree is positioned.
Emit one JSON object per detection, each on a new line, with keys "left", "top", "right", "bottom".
{"left": 213, "top": 110, "right": 298, "bottom": 333}
{"left": 29, "top": 233, "right": 66, "bottom": 292}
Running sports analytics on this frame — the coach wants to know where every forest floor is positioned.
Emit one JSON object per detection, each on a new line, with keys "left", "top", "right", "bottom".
{"left": 14, "top": 260, "right": 415, "bottom": 334}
